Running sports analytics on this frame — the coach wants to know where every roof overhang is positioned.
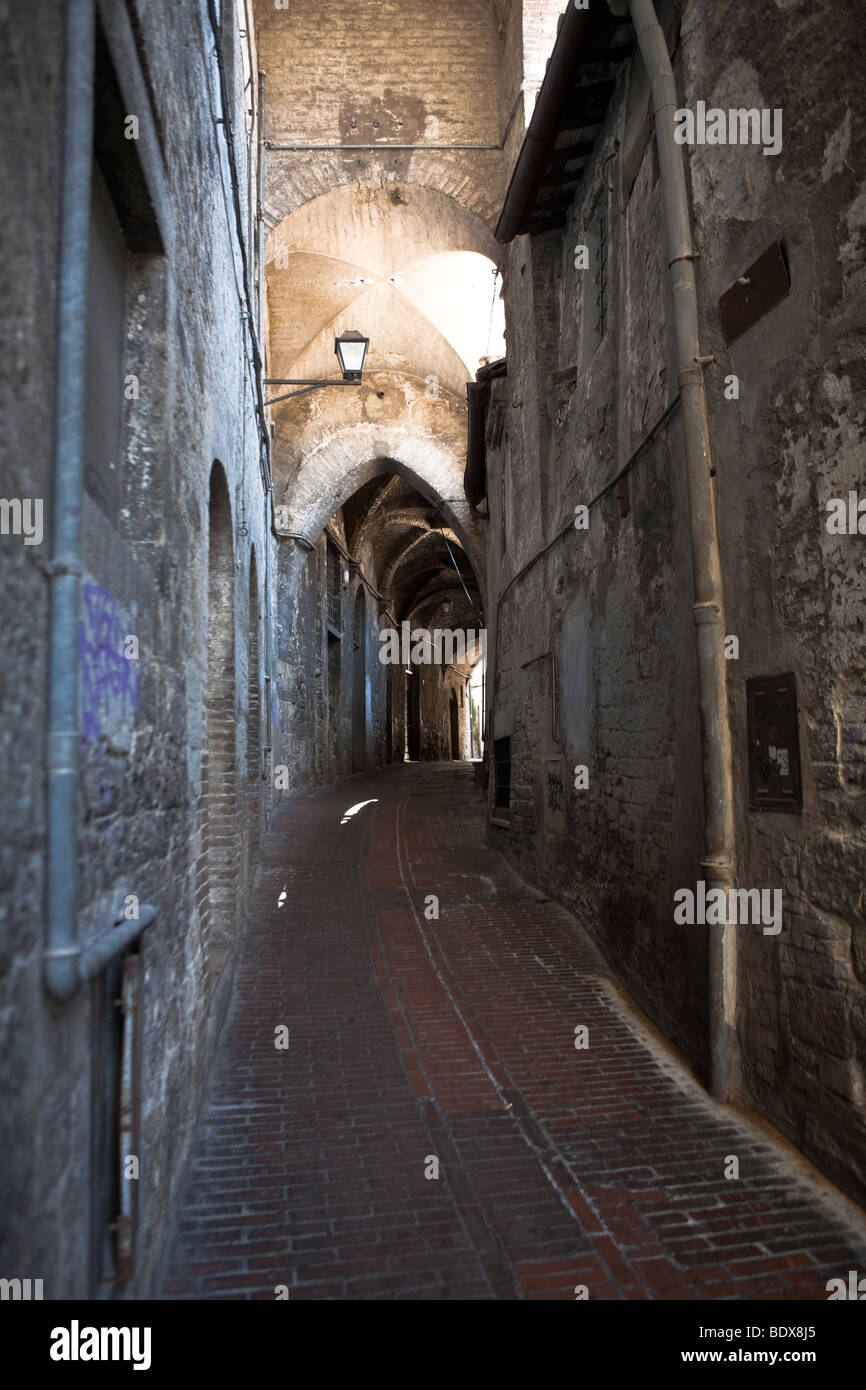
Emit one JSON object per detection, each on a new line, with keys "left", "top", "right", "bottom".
{"left": 495, "top": 2, "right": 634, "bottom": 243}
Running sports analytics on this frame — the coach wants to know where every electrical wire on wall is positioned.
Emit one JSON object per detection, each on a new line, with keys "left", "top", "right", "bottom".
{"left": 432, "top": 508, "right": 483, "bottom": 620}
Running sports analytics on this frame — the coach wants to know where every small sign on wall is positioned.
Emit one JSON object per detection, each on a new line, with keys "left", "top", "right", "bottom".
{"left": 746, "top": 673, "right": 803, "bottom": 811}
{"left": 719, "top": 239, "right": 791, "bottom": 347}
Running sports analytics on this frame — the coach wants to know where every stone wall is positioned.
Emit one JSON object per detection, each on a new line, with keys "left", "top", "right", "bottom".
{"left": 488, "top": 149, "right": 707, "bottom": 1065}
{"left": 486, "top": 0, "right": 866, "bottom": 1204}
{"left": 681, "top": 0, "right": 866, "bottom": 1203}
{"left": 0, "top": 0, "right": 271, "bottom": 1295}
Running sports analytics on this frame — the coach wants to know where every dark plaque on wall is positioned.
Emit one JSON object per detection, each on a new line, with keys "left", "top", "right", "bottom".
{"left": 746, "top": 673, "right": 803, "bottom": 812}
{"left": 719, "top": 239, "right": 791, "bottom": 347}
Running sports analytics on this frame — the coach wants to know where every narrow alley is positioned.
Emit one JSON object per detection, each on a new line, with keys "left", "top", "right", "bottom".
{"left": 161, "top": 764, "right": 866, "bottom": 1300}
{"left": 2, "top": 0, "right": 865, "bottom": 1335}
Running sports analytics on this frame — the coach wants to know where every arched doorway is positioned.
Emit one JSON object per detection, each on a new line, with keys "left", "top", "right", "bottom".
{"left": 352, "top": 585, "right": 367, "bottom": 772}
{"left": 406, "top": 668, "right": 420, "bottom": 761}
{"left": 450, "top": 690, "right": 460, "bottom": 760}
{"left": 325, "top": 537, "right": 342, "bottom": 777}
{"left": 385, "top": 664, "right": 393, "bottom": 764}
{"left": 206, "top": 463, "right": 236, "bottom": 964}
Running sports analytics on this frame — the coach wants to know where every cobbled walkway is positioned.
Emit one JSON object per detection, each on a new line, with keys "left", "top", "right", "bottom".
{"left": 161, "top": 763, "right": 866, "bottom": 1300}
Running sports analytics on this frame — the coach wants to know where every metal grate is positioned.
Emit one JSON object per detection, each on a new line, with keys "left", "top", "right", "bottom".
{"left": 494, "top": 736, "right": 511, "bottom": 809}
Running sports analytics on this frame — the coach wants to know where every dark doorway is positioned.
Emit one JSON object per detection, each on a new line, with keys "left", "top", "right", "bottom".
{"left": 352, "top": 586, "right": 367, "bottom": 772}
{"left": 450, "top": 690, "right": 460, "bottom": 759}
{"left": 406, "top": 669, "right": 421, "bottom": 761}
{"left": 326, "top": 540, "right": 342, "bottom": 776}
{"left": 327, "top": 633, "right": 341, "bottom": 772}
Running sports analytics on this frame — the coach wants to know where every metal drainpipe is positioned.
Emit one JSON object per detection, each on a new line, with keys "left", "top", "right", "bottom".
{"left": 44, "top": 0, "right": 156, "bottom": 1000}
{"left": 257, "top": 71, "right": 266, "bottom": 346}
{"left": 263, "top": 459, "right": 274, "bottom": 776}
{"left": 619, "top": 0, "right": 738, "bottom": 1098}
{"left": 257, "top": 75, "right": 278, "bottom": 784}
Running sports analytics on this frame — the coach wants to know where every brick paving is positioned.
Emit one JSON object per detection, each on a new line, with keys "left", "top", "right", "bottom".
{"left": 161, "top": 763, "right": 866, "bottom": 1300}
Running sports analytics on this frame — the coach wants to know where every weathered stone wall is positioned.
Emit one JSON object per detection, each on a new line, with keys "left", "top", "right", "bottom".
{"left": 277, "top": 518, "right": 388, "bottom": 792}
{"left": 487, "top": 0, "right": 866, "bottom": 1204}
{"left": 488, "top": 117, "right": 708, "bottom": 1064}
{"left": 417, "top": 663, "right": 471, "bottom": 761}
{"left": 680, "top": 0, "right": 866, "bottom": 1202}
{"left": 0, "top": 0, "right": 270, "bottom": 1295}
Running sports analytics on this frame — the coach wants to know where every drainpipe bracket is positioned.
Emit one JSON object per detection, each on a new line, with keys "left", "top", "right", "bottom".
{"left": 40, "top": 559, "right": 82, "bottom": 579}
{"left": 47, "top": 730, "right": 78, "bottom": 768}
{"left": 692, "top": 601, "right": 722, "bottom": 625}
{"left": 700, "top": 855, "right": 736, "bottom": 884}
{"left": 677, "top": 363, "right": 706, "bottom": 388}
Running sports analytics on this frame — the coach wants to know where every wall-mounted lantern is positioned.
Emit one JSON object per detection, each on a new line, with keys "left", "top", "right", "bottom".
{"left": 264, "top": 330, "right": 370, "bottom": 406}
{"left": 334, "top": 329, "right": 369, "bottom": 382}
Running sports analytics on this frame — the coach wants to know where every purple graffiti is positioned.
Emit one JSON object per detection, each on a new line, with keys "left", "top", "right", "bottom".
{"left": 78, "top": 584, "right": 140, "bottom": 743}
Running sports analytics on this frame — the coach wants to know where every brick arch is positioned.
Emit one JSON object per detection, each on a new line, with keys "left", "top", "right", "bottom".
{"left": 265, "top": 156, "right": 506, "bottom": 235}
{"left": 267, "top": 180, "right": 502, "bottom": 270}
{"left": 381, "top": 526, "right": 461, "bottom": 594}
{"left": 278, "top": 424, "right": 486, "bottom": 607}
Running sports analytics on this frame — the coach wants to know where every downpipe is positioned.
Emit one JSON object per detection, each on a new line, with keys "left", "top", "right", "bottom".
{"left": 619, "top": 0, "right": 738, "bottom": 1098}
{"left": 257, "top": 73, "right": 276, "bottom": 788}
{"left": 44, "top": 0, "right": 155, "bottom": 1000}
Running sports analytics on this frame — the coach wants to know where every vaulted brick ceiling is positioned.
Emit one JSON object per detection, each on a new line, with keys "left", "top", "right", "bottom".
{"left": 254, "top": 0, "right": 512, "bottom": 624}
{"left": 335, "top": 472, "right": 483, "bottom": 662}
{"left": 266, "top": 183, "right": 504, "bottom": 392}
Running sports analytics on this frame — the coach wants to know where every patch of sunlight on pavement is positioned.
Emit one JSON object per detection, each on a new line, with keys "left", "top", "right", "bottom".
{"left": 341, "top": 798, "right": 378, "bottom": 825}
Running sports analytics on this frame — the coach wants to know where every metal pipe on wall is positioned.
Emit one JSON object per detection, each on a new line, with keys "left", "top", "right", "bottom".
{"left": 620, "top": 0, "right": 739, "bottom": 1099}
{"left": 257, "top": 71, "right": 266, "bottom": 347}
{"left": 44, "top": 0, "right": 156, "bottom": 1000}
{"left": 256, "top": 70, "right": 275, "bottom": 773}
{"left": 265, "top": 141, "right": 502, "bottom": 152}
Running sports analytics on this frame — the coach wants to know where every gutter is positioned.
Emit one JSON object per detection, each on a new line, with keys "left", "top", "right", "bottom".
{"left": 616, "top": 0, "right": 738, "bottom": 1098}
{"left": 265, "top": 142, "right": 502, "bottom": 152}
{"left": 44, "top": 0, "right": 156, "bottom": 999}
{"left": 257, "top": 71, "right": 275, "bottom": 769}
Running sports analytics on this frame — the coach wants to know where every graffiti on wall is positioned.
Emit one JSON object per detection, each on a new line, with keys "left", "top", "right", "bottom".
{"left": 544, "top": 755, "right": 567, "bottom": 836}
{"left": 78, "top": 583, "right": 139, "bottom": 743}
